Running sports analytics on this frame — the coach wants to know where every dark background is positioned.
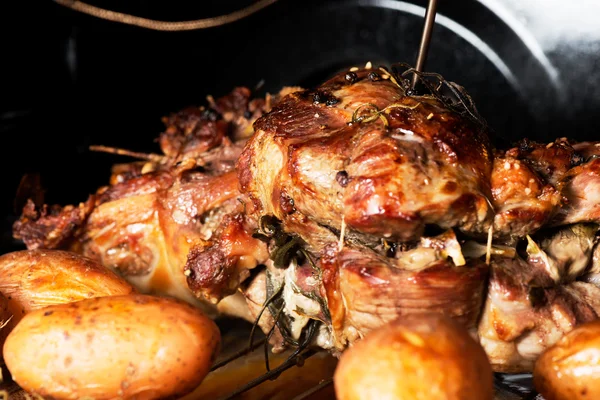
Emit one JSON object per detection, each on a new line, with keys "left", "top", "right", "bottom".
{"left": 3, "top": 0, "right": 600, "bottom": 252}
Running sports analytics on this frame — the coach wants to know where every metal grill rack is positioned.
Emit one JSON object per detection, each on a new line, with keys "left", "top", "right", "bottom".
{"left": 197, "top": 318, "right": 545, "bottom": 400}
{"left": 199, "top": 317, "right": 335, "bottom": 400}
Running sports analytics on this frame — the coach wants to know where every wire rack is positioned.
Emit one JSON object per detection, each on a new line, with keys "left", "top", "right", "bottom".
{"left": 179, "top": 318, "right": 545, "bottom": 400}
{"left": 183, "top": 318, "right": 335, "bottom": 400}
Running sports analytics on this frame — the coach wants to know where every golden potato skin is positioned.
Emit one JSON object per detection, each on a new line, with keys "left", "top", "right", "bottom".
{"left": 0, "top": 249, "right": 134, "bottom": 311}
{"left": 534, "top": 319, "right": 600, "bottom": 400}
{"left": 334, "top": 314, "right": 494, "bottom": 400}
{"left": 0, "top": 250, "right": 134, "bottom": 350}
{"left": 3, "top": 294, "right": 221, "bottom": 400}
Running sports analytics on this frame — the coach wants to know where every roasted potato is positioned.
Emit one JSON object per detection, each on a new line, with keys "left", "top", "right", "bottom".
{"left": 0, "top": 249, "right": 134, "bottom": 351}
{"left": 534, "top": 319, "right": 600, "bottom": 400}
{"left": 334, "top": 313, "right": 494, "bottom": 400}
{"left": 4, "top": 294, "right": 221, "bottom": 400}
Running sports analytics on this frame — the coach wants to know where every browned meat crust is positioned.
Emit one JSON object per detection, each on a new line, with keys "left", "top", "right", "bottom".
{"left": 322, "top": 242, "right": 488, "bottom": 351}
{"left": 184, "top": 212, "right": 269, "bottom": 304}
{"left": 488, "top": 138, "right": 600, "bottom": 234}
{"left": 516, "top": 138, "right": 584, "bottom": 186}
{"left": 13, "top": 198, "right": 95, "bottom": 250}
{"left": 479, "top": 224, "right": 600, "bottom": 372}
{"left": 11, "top": 65, "right": 600, "bottom": 373}
{"left": 159, "top": 87, "right": 263, "bottom": 160}
{"left": 479, "top": 257, "right": 600, "bottom": 372}
{"left": 490, "top": 152, "right": 561, "bottom": 237}
{"left": 239, "top": 69, "right": 494, "bottom": 245}
{"left": 11, "top": 87, "right": 278, "bottom": 313}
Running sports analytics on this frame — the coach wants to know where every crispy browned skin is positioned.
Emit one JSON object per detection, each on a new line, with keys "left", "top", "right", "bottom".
{"left": 78, "top": 166, "right": 245, "bottom": 309}
{"left": 517, "top": 138, "right": 585, "bottom": 185}
{"left": 322, "top": 242, "right": 487, "bottom": 351}
{"left": 238, "top": 68, "right": 494, "bottom": 246}
{"left": 13, "top": 198, "right": 95, "bottom": 250}
{"left": 184, "top": 212, "right": 269, "bottom": 303}
{"left": 488, "top": 138, "right": 600, "bottom": 238}
{"left": 490, "top": 151, "right": 561, "bottom": 238}
{"left": 159, "top": 87, "right": 265, "bottom": 160}
{"left": 11, "top": 87, "right": 274, "bottom": 312}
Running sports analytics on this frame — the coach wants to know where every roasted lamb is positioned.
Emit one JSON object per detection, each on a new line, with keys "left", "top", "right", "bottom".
{"left": 13, "top": 64, "right": 600, "bottom": 372}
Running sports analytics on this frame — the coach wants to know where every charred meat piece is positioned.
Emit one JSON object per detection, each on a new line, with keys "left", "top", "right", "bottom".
{"left": 159, "top": 87, "right": 266, "bottom": 160}
{"left": 490, "top": 151, "right": 561, "bottom": 238}
{"left": 479, "top": 224, "right": 600, "bottom": 372}
{"left": 497, "top": 138, "right": 600, "bottom": 229}
{"left": 13, "top": 198, "right": 95, "bottom": 251}
{"left": 81, "top": 165, "right": 242, "bottom": 311}
{"left": 159, "top": 106, "right": 230, "bottom": 160}
{"left": 488, "top": 138, "right": 600, "bottom": 238}
{"left": 321, "top": 232, "right": 488, "bottom": 352}
{"left": 238, "top": 68, "right": 495, "bottom": 246}
{"left": 515, "top": 138, "right": 583, "bottom": 186}
{"left": 11, "top": 87, "right": 276, "bottom": 314}
{"left": 552, "top": 158, "right": 600, "bottom": 226}
{"left": 184, "top": 211, "right": 269, "bottom": 304}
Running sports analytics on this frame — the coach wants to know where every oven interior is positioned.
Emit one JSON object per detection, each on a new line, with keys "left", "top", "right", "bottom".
{"left": 3, "top": 0, "right": 600, "bottom": 398}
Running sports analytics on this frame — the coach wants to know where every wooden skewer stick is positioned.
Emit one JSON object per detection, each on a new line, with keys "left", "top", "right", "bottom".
{"left": 411, "top": 0, "right": 439, "bottom": 90}
{"left": 89, "top": 145, "right": 166, "bottom": 163}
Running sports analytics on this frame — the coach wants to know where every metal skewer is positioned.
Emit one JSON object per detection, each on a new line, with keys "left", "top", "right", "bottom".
{"left": 411, "top": 0, "right": 439, "bottom": 90}
{"left": 210, "top": 337, "right": 267, "bottom": 372}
